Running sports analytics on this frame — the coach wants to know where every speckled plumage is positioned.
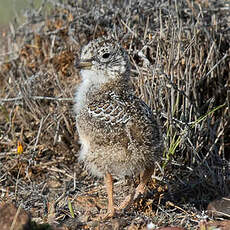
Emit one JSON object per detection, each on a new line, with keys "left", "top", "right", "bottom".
{"left": 74, "top": 36, "right": 163, "bottom": 217}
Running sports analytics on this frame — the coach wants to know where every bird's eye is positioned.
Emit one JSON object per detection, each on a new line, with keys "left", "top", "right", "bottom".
{"left": 102, "top": 53, "right": 110, "bottom": 59}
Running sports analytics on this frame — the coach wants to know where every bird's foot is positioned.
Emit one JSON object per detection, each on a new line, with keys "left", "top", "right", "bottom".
{"left": 92, "top": 207, "right": 116, "bottom": 221}
{"left": 117, "top": 185, "right": 146, "bottom": 211}
{"left": 117, "top": 193, "right": 134, "bottom": 211}
{"left": 101, "top": 208, "right": 115, "bottom": 220}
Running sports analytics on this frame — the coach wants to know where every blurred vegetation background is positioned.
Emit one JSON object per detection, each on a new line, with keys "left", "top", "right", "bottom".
{"left": 0, "top": 0, "right": 42, "bottom": 25}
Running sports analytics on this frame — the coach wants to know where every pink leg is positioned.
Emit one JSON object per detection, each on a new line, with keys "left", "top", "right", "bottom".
{"left": 103, "top": 172, "right": 115, "bottom": 218}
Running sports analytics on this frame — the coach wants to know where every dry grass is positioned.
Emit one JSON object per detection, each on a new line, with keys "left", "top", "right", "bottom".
{"left": 0, "top": 0, "right": 229, "bottom": 229}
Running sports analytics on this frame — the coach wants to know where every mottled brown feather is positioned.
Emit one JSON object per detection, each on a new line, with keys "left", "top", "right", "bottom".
{"left": 74, "top": 37, "right": 163, "bottom": 179}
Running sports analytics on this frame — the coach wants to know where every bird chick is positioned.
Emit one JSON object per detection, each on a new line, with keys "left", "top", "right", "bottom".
{"left": 74, "top": 36, "right": 163, "bottom": 218}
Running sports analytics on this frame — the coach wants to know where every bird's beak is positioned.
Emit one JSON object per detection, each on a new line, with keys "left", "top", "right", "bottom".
{"left": 75, "top": 59, "right": 93, "bottom": 70}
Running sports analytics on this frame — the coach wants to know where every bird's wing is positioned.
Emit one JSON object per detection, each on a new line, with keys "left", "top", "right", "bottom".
{"left": 88, "top": 91, "right": 131, "bottom": 125}
{"left": 88, "top": 91, "right": 156, "bottom": 126}
{"left": 88, "top": 91, "right": 162, "bottom": 151}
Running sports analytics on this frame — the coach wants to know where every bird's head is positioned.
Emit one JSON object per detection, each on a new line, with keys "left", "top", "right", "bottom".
{"left": 75, "top": 37, "right": 130, "bottom": 84}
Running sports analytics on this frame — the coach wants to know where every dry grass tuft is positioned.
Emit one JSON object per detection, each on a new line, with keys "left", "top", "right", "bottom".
{"left": 0, "top": 0, "right": 229, "bottom": 229}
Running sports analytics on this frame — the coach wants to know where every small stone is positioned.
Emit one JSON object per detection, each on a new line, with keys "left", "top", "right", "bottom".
{"left": 0, "top": 202, "right": 30, "bottom": 230}
{"left": 207, "top": 196, "right": 230, "bottom": 217}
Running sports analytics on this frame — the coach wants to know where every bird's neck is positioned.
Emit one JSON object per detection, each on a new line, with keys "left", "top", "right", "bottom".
{"left": 74, "top": 74, "right": 132, "bottom": 115}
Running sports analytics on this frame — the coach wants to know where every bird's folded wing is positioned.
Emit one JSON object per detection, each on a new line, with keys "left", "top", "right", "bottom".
{"left": 88, "top": 93, "right": 131, "bottom": 125}
{"left": 88, "top": 92, "right": 162, "bottom": 151}
{"left": 88, "top": 92, "right": 155, "bottom": 126}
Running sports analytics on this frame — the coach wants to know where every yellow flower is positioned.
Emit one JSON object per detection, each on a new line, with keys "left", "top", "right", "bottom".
{"left": 17, "top": 141, "right": 23, "bottom": 154}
